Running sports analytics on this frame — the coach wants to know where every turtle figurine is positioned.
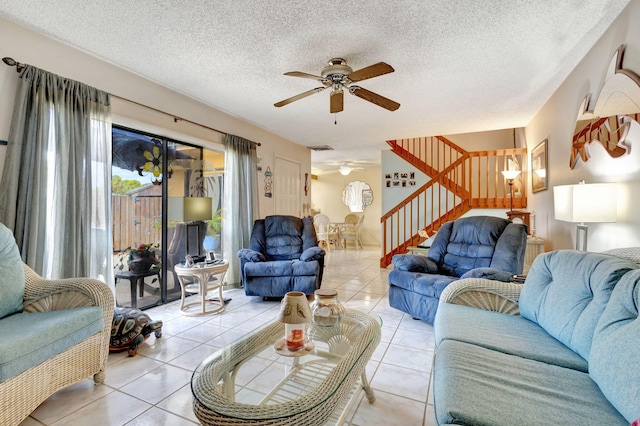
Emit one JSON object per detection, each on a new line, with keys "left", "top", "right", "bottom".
{"left": 110, "top": 307, "right": 163, "bottom": 356}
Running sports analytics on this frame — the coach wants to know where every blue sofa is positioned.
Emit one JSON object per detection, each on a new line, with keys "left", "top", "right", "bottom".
{"left": 0, "top": 223, "right": 114, "bottom": 425}
{"left": 238, "top": 215, "right": 325, "bottom": 297}
{"left": 433, "top": 250, "right": 640, "bottom": 425}
{"left": 389, "top": 216, "right": 527, "bottom": 323}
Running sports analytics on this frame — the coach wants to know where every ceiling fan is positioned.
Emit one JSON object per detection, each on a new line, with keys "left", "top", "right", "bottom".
{"left": 314, "top": 161, "right": 373, "bottom": 175}
{"left": 274, "top": 58, "right": 401, "bottom": 113}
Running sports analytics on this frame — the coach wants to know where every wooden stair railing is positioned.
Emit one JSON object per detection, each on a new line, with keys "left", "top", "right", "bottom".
{"left": 387, "top": 136, "right": 466, "bottom": 179}
{"left": 381, "top": 135, "right": 527, "bottom": 267}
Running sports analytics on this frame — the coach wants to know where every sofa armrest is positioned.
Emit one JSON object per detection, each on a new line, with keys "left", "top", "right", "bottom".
{"left": 237, "top": 248, "right": 266, "bottom": 262}
{"left": 392, "top": 254, "right": 438, "bottom": 273}
{"left": 23, "top": 264, "right": 114, "bottom": 314}
{"left": 460, "top": 267, "right": 513, "bottom": 282}
{"left": 22, "top": 264, "right": 115, "bottom": 382}
{"left": 439, "top": 278, "right": 523, "bottom": 315}
{"left": 300, "top": 246, "right": 325, "bottom": 262}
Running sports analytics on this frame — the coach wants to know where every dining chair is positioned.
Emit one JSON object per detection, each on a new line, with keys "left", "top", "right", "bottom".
{"left": 314, "top": 214, "right": 339, "bottom": 250}
{"left": 341, "top": 214, "right": 364, "bottom": 249}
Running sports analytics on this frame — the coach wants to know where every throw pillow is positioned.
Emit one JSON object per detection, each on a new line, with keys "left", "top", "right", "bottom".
{"left": 0, "top": 223, "right": 25, "bottom": 319}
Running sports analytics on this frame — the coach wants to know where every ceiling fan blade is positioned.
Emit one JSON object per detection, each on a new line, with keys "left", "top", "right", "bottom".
{"left": 347, "top": 62, "right": 395, "bottom": 83}
{"left": 350, "top": 86, "right": 400, "bottom": 111}
{"left": 330, "top": 90, "right": 344, "bottom": 113}
{"left": 284, "top": 71, "right": 329, "bottom": 84}
{"left": 274, "top": 87, "right": 327, "bottom": 107}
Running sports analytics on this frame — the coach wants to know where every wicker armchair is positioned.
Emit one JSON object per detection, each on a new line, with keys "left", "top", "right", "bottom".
{"left": 0, "top": 264, "right": 114, "bottom": 425}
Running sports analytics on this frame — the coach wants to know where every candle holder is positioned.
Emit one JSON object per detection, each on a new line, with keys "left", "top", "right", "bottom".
{"left": 276, "top": 291, "right": 314, "bottom": 354}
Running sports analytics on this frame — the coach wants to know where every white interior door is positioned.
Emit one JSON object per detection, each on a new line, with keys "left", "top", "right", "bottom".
{"left": 274, "top": 156, "right": 301, "bottom": 216}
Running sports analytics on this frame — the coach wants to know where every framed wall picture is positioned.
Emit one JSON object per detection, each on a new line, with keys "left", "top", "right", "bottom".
{"left": 531, "top": 139, "right": 548, "bottom": 193}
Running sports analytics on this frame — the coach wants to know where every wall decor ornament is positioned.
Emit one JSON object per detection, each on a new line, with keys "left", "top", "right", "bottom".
{"left": 571, "top": 45, "right": 640, "bottom": 169}
{"left": 385, "top": 171, "right": 416, "bottom": 188}
{"left": 342, "top": 180, "right": 373, "bottom": 212}
{"left": 264, "top": 167, "right": 273, "bottom": 198}
{"left": 531, "top": 139, "right": 548, "bottom": 193}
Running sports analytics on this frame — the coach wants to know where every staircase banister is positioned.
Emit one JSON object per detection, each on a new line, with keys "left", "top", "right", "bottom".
{"left": 381, "top": 179, "right": 437, "bottom": 221}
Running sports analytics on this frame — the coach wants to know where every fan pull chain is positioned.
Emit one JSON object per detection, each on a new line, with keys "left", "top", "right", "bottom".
{"left": 334, "top": 114, "right": 337, "bottom": 125}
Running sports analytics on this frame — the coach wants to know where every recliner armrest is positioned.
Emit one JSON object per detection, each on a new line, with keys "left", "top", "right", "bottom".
{"left": 392, "top": 254, "right": 438, "bottom": 273}
{"left": 460, "top": 267, "right": 513, "bottom": 282}
{"left": 300, "top": 246, "right": 325, "bottom": 262}
{"left": 237, "top": 248, "right": 266, "bottom": 262}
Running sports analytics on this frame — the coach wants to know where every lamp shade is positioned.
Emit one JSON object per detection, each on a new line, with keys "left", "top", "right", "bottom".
{"left": 167, "top": 197, "right": 213, "bottom": 222}
{"left": 278, "top": 291, "right": 312, "bottom": 324}
{"left": 501, "top": 170, "right": 521, "bottom": 180}
{"left": 553, "top": 183, "right": 617, "bottom": 223}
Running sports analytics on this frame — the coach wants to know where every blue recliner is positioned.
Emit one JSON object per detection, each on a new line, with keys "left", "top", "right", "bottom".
{"left": 238, "top": 215, "right": 325, "bottom": 297}
{"left": 388, "top": 216, "right": 527, "bottom": 323}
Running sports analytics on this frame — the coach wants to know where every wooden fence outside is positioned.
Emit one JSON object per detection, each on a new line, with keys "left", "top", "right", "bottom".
{"left": 112, "top": 188, "right": 163, "bottom": 252}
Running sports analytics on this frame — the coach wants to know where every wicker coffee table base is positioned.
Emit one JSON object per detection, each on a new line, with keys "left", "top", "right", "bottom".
{"left": 192, "top": 310, "right": 381, "bottom": 426}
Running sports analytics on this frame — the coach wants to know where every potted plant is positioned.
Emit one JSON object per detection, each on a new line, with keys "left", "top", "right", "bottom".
{"left": 204, "top": 209, "right": 223, "bottom": 251}
{"left": 117, "top": 243, "right": 160, "bottom": 273}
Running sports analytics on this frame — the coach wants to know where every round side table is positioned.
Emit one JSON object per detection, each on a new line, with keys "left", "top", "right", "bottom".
{"left": 174, "top": 261, "right": 228, "bottom": 316}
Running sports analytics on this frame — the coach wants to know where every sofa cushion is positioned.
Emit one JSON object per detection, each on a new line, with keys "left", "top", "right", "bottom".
{"left": 0, "top": 307, "right": 104, "bottom": 382}
{"left": 434, "top": 303, "right": 589, "bottom": 372}
{"left": 602, "top": 246, "right": 640, "bottom": 264}
{"left": 434, "top": 340, "right": 628, "bottom": 426}
{"left": 243, "top": 274, "right": 318, "bottom": 297}
{"left": 519, "top": 250, "right": 636, "bottom": 361}
{"left": 388, "top": 269, "right": 457, "bottom": 298}
{"left": 0, "top": 223, "right": 25, "bottom": 320}
{"left": 590, "top": 269, "right": 640, "bottom": 423}
{"left": 429, "top": 216, "right": 509, "bottom": 277}
{"left": 264, "top": 216, "right": 304, "bottom": 260}
{"left": 244, "top": 260, "right": 318, "bottom": 277}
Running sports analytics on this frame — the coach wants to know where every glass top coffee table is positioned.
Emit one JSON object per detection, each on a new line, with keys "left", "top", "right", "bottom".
{"left": 191, "top": 308, "right": 382, "bottom": 425}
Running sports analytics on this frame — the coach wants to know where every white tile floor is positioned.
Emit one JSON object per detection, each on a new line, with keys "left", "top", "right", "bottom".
{"left": 20, "top": 247, "right": 436, "bottom": 426}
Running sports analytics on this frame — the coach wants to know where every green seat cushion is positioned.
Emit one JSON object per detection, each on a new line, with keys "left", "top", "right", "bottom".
{"left": 434, "top": 340, "right": 627, "bottom": 426}
{"left": 0, "top": 307, "right": 104, "bottom": 382}
{"left": 0, "top": 223, "right": 25, "bottom": 319}
{"left": 434, "top": 303, "right": 588, "bottom": 372}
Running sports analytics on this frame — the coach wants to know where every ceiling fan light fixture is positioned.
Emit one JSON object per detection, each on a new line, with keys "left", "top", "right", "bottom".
{"left": 339, "top": 165, "right": 353, "bottom": 176}
{"left": 275, "top": 58, "right": 400, "bottom": 113}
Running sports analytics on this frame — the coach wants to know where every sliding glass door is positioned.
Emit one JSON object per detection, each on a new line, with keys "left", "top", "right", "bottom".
{"left": 112, "top": 125, "right": 223, "bottom": 310}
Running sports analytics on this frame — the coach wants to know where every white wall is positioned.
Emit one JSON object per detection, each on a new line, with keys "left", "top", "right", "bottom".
{"left": 524, "top": 0, "right": 640, "bottom": 252}
{"left": 311, "top": 166, "right": 382, "bottom": 246}
{"left": 0, "top": 18, "right": 311, "bottom": 220}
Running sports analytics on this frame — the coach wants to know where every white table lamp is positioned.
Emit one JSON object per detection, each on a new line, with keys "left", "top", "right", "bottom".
{"left": 553, "top": 181, "right": 617, "bottom": 251}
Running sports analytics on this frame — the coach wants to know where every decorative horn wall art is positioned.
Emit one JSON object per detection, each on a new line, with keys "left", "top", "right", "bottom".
{"left": 571, "top": 45, "right": 640, "bottom": 169}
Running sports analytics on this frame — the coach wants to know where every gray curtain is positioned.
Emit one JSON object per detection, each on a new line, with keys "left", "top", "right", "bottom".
{"left": 0, "top": 65, "right": 113, "bottom": 286}
{"left": 223, "top": 134, "right": 259, "bottom": 285}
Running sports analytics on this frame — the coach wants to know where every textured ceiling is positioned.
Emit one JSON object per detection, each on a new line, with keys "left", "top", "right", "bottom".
{"left": 0, "top": 0, "right": 631, "bottom": 171}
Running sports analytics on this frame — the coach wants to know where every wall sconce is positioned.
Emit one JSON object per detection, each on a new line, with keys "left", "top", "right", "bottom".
{"left": 553, "top": 181, "right": 617, "bottom": 251}
{"left": 501, "top": 170, "right": 521, "bottom": 212}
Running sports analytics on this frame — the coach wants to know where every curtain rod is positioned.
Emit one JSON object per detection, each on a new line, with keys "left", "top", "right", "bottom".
{"left": 2, "top": 56, "right": 261, "bottom": 146}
